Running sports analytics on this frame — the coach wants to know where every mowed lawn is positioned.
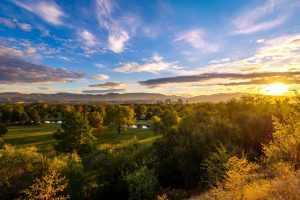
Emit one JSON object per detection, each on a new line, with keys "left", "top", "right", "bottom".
{"left": 3, "top": 124, "right": 60, "bottom": 150}
{"left": 3, "top": 123, "right": 160, "bottom": 151}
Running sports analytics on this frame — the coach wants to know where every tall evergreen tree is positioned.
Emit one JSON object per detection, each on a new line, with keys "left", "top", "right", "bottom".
{"left": 53, "top": 112, "right": 95, "bottom": 153}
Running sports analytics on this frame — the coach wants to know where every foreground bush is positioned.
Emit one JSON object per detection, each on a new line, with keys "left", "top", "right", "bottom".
{"left": 200, "top": 170, "right": 300, "bottom": 200}
{"left": 22, "top": 171, "right": 70, "bottom": 200}
{"left": 0, "top": 145, "right": 46, "bottom": 199}
{"left": 127, "top": 166, "right": 159, "bottom": 200}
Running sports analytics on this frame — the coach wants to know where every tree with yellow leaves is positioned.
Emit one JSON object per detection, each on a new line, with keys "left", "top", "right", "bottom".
{"left": 22, "top": 171, "right": 70, "bottom": 200}
{"left": 263, "top": 109, "right": 300, "bottom": 169}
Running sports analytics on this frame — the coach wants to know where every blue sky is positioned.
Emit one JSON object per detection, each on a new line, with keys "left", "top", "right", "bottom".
{"left": 0, "top": 0, "right": 299, "bottom": 96}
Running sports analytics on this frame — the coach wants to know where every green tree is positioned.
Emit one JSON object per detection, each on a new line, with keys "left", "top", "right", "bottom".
{"left": 53, "top": 112, "right": 95, "bottom": 153}
{"left": 88, "top": 111, "right": 104, "bottom": 129}
{"left": 202, "top": 144, "right": 231, "bottom": 186}
{"left": 105, "top": 105, "right": 135, "bottom": 135}
{"left": 127, "top": 167, "right": 159, "bottom": 200}
{"left": 0, "top": 123, "right": 8, "bottom": 136}
{"left": 152, "top": 109, "right": 179, "bottom": 134}
{"left": 152, "top": 115, "right": 161, "bottom": 134}
{"left": 26, "top": 107, "right": 41, "bottom": 123}
{"left": 160, "top": 109, "right": 179, "bottom": 131}
{"left": 135, "top": 105, "right": 146, "bottom": 120}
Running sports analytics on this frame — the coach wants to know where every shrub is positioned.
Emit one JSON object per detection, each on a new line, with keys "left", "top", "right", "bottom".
{"left": 127, "top": 167, "right": 159, "bottom": 200}
{"left": 22, "top": 171, "right": 70, "bottom": 200}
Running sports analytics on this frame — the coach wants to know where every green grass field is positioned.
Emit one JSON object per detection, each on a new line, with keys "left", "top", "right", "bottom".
{"left": 3, "top": 123, "right": 160, "bottom": 151}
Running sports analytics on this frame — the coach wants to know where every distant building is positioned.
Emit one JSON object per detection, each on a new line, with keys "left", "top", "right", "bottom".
{"left": 177, "top": 98, "right": 183, "bottom": 104}
{"left": 165, "top": 99, "right": 171, "bottom": 104}
{"left": 186, "top": 100, "right": 189, "bottom": 104}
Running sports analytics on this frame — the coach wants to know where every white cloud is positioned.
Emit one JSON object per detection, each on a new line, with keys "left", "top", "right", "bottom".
{"left": 0, "top": 17, "right": 32, "bottom": 31}
{"left": 26, "top": 47, "right": 36, "bottom": 54}
{"left": 231, "top": 0, "right": 296, "bottom": 35}
{"left": 196, "top": 33, "right": 300, "bottom": 74}
{"left": 256, "top": 39, "right": 265, "bottom": 43}
{"left": 13, "top": 1, "right": 65, "bottom": 25}
{"left": 18, "top": 23, "right": 32, "bottom": 31}
{"left": 0, "top": 47, "right": 23, "bottom": 57}
{"left": 0, "top": 18, "right": 15, "bottom": 28}
{"left": 94, "top": 63, "right": 105, "bottom": 68}
{"left": 114, "top": 53, "right": 183, "bottom": 73}
{"left": 174, "top": 28, "right": 218, "bottom": 53}
{"left": 57, "top": 56, "right": 70, "bottom": 61}
{"left": 108, "top": 30, "right": 129, "bottom": 53}
{"left": 95, "top": 0, "right": 138, "bottom": 53}
{"left": 94, "top": 74, "right": 109, "bottom": 80}
{"left": 79, "top": 30, "right": 97, "bottom": 47}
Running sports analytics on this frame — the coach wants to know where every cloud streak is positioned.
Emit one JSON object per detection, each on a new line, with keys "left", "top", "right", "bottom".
{"left": 0, "top": 17, "right": 32, "bottom": 31}
{"left": 0, "top": 55, "right": 84, "bottom": 84}
{"left": 82, "top": 89, "right": 126, "bottom": 93}
{"left": 79, "top": 30, "right": 97, "bottom": 47}
{"left": 231, "top": 0, "right": 299, "bottom": 35}
{"left": 174, "top": 28, "right": 218, "bottom": 53}
{"left": 139, "top": 71, "right": 300, "bottom": 86}
{"left": 89, "top": 81, "right": 122, "bottom": 88}
{"left": 115, "top": 53, "right": 183, "bottom": 73}
{"left": 93, "top": 74, "right": 110, "bottom": 80}
{"left": 13, "top": 0, "right": 65, "bottom": 25}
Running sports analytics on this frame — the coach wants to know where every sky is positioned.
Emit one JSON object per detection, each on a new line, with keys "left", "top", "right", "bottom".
{"left": 0, "top": 0, "right": 299, "bottom": 97}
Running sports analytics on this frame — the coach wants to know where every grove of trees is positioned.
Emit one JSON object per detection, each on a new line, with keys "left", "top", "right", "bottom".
{"left": 0, "top": 95, "right": 299, "bottom": 199}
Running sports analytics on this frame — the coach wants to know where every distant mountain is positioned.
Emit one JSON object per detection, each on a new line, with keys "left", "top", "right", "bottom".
{"left": 188, "top": 93, "right": 247, "bottom": 103}
{"left": 0, "top": 92, "right": 249, "bottom": 104}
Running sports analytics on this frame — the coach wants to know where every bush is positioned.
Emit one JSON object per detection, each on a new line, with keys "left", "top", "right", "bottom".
{"left": 0, "top": 145, "right": 46, "bottom": 199}
{"left": 127, "top": 167, "right": 159, "bottom": 200}
{"left": 263, "top": 113, "right": 300, "bottom": 169}
{"left": 22, "top": 171, "right": 70, "bottom": 200}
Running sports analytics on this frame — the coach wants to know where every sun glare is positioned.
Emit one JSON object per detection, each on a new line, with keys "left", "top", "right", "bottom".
{"left": 260, "top": 83, "right": 288, "bottom": 96}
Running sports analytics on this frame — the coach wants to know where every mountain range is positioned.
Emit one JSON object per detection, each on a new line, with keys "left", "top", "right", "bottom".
{"left": 0, "top": 92, "right": 251, "bottom": 104}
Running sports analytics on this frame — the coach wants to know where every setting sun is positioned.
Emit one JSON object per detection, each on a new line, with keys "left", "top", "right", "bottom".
{"left": 260, "top": 83, "right": 289, "bottom": 96}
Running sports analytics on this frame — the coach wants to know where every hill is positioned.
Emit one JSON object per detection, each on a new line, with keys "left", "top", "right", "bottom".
{"left": 0, "top": 92, "right": 253, "bottom": 103}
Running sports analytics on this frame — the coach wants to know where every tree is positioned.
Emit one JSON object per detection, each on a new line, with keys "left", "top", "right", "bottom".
{"left": 88, "top": 111, "right": 104, "bottom": 129}
{"left": 152, "top": 109, "right": 179, "bottom": 134}
{"left": 135, "top": 105, "right": 146, "bottom": 120}
{"left": 0, "top": 123, "right": 8, "bottom": 136}
{"left": 105, "top": 105, "right": 135, "bottom": 135}
{"left": 202, "top": 144, "right": 231, "bottom": 186}
{"left": 127, "top": 167, "right": 159, "bottom": 200}
{"left": 26, "top": 108, "right": 41, "bottom": 123}
{"left": 209, "top": 156, "right": 260, "bottom": 199}
{"left": 22, "top": 171, "right": 70, "bottom": 200}
{"left": 53, "top": 112, "right": 95, "bottom": 153}
{"left": 160, "top": 109, "right": 179, "bottom": 131}
{"left": 263, "top": 111, "right": 300, "bottom": 169}
{"left": 0, "top": 145, "right": 46, "bottom": 199}
{"left": 48, "top": 153, "right": 86, "bottom": 200}
{"left": 152, "top": 116, "right": 161, "bottom": 134}
{"left": 0, "top": 137, "right": 4, "bottom": 149}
